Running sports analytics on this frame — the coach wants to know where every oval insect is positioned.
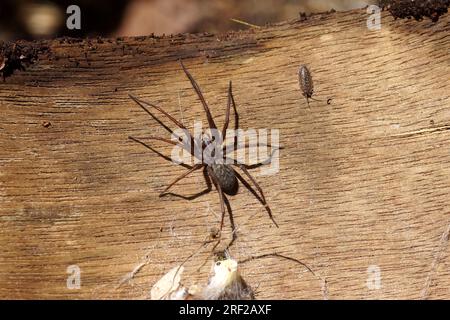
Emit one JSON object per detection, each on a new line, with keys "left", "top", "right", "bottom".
{"left": 298, "top": 65, "right": 331, "bottom": 108}
{"left": 299, "top": 65, "right": 314, "bottom": 108}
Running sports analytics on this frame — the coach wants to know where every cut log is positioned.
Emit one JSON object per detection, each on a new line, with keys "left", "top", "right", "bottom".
{"left": 0, "top": 8, "right": 449, "bottom": 299}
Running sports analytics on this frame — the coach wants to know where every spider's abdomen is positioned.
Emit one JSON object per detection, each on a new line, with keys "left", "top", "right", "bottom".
{"left": 210, "top": 164, "right": 238, "bottom": 194}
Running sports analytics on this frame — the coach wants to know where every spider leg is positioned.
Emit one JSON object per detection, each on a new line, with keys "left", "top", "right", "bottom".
{"left": 202, "top": 165, "right": 213, "bottom": 192}
{"left": 232, "top": 165, "right": 279, "bottom": 228}
{"left": 231, "top": 167, "right": 263, "bottom": 203}
{"left": 129, "top": 94, "right": 199, "bottom": 157}
{"left": 128, "top": 136, "right": 193, "bottom": 169}
{"left": 129, "top": 135, "right": 195, "bottom": 162}
{"left": 221, "top": 88, "right": 282, "bottom": 159}
{"left": 223, "top": 141, "right": 282, "bottom": 155}
{"left": 129, "top": 97, "right": 174, "bottom": 136}
{"left": 224, "top": 145, "right": 279, "bottom": 169}
{"left": 204, "top": 169, "right": 238, "bottom": 256}
{"left": 221, "top": 81, "right": 232, "bottom": 142}
{"left": 207, "top": 166, "right": 227, "bottom": 232}
{"left": 129, "top": 94, "right": 187, "bottom": 130}
{"left": 180, "top": 60, "right": 217, "bottom": 130}
{"left": 223, "top": 196, "right": 237, "bottom": 251}
{"left": 236, "top": 165, "right": 266, "bottom": 203}
{"left": 162, "top": 166, "right": 212, "bottom": 200}
{"left": 230, "top": 82, "right": 239, "bottom": 150}
{"left": 130, "top": 135, "right": 180, "bottom": 147}
{"left": 160, "top": 164, "right": 204, "bottom": 196}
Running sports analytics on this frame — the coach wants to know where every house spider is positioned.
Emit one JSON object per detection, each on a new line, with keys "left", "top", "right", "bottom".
{"left": 128, "top": 61, "right": 279, "bottom": 239}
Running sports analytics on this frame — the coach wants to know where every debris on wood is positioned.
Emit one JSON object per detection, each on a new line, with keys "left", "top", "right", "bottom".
{"left": 0, "top": 41, "right": 48, "bottom": 80}
{"left": 202, "top": 258, "right": 254, "bottom": 300}
{"left": 41, "top": 121, "right": 51, "bottom": 128}
{"left": 149, "top": 258, "right": 253, "bottom": 300}
{"left": 380, "top": 0, "right": 450, "bottom": 22}
{"left": 150, "top": 265, "right": 190, "bottom": 300}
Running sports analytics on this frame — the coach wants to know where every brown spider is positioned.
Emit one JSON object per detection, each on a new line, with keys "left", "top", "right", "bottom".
{"left": 128, "top": 61, "right": 279, "bottom": 236}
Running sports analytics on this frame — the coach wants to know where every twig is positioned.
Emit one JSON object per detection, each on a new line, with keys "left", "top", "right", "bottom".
{"left": 230, "top": 18, "right": 261, "bottom": 29}
{"left": 116, "top": 261, "right": 147, "bottom": 288}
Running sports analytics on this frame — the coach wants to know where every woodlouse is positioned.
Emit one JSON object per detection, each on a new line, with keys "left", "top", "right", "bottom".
{"left": 298, "top": 65, "right": 331, "bottom": 108}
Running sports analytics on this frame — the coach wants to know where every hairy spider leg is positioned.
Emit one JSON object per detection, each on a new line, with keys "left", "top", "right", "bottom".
{"left": 180, "top": 60, "right": 217, "bottom": 130}
{"left": 222, "top": 81, "right": 232, "bottom": 142}
{"left": 129, "top": 94, "right": 198, "bottom": 158}
{"left": 159, "top": 164, "right": 204, "bottom": 196}
{"left": 207, "top": 166, "right": 227, "bottom": 232}
{"left": 232, "top": 164, "right": 279, "bottom": 228}
{"left": 128, "top": 136, "right": 193, "bottom": 169}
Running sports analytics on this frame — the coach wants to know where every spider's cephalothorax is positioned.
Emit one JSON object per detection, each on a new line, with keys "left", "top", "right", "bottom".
{"left": 129, "top": 60, "right": 279, "bottom": 233}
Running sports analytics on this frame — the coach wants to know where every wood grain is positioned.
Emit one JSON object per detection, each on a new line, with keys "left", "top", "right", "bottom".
{"left": 1, "top": 9, "right": 450, "bottom": 299}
